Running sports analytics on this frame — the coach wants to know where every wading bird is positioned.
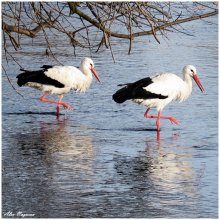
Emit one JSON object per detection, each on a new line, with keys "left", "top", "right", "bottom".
{"left": 17, "top": 57, "right": 100, "bottom": 116}
{"left": 112, "top": 65, "right": 205, "bottom": 131}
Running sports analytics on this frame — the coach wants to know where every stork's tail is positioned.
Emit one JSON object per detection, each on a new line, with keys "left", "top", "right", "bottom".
{"left": 16, "top": 66, "right": 51, "bottom": 87}
{"left": 112, "top": 85, "right": 133, "bottom": 103}
{"left": 16, "top": 70, "right": 33, "bottom": 87}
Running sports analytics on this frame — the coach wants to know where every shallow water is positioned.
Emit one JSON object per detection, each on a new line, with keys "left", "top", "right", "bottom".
{"left": 2, "top": 16, "right": 218, "bottom": 218}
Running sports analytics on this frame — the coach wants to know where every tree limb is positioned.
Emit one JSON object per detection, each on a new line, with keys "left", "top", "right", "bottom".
{"left": 69, "top": 3, "right": 218, "bottom": 39}
{"left": 2, "top": 20, "right": 56, "bottom": 38}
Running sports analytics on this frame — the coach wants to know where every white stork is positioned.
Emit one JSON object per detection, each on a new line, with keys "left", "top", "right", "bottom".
{"left": 17, "top": 57, "right": 100, "bottom": 116}
{"left": 112, "top": 65, "right": 205, "bottom": 131}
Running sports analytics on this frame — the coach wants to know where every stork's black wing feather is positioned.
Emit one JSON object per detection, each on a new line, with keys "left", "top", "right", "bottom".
{"left": 113, "top": 77, "right": 168, "bottom": 103}
{"left": 41, "top": 65, "right": 54, "bottom": 70}
{"left": 16, "top": 68, "right": 64, "bottom": 88}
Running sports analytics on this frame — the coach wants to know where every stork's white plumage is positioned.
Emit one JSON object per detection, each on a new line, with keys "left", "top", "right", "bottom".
{"left": 113, "top": 65, "right": 205, "bottom": 131}
{"left": 17, "top": 57, "right": 100, "bottom": 116}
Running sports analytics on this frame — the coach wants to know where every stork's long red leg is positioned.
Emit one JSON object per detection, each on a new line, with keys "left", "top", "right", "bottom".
{"left": 156, "top": 111, "right": 161, "bottom": 131}
{"left": 39, "top": 93, "right": 74, "bottom": 115}
{"left": 56, "top": 95, "right": 62, "bottom": 116}
{"left": 144, "top": 108, "right": 179, "bottom": 131}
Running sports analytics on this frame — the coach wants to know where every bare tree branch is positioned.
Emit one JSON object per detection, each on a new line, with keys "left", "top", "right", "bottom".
{"left": 2, "top": 20, "right": 56, "bottom": 38}
{"left": 2, "top": 2, "right": 218, "bottom": 61}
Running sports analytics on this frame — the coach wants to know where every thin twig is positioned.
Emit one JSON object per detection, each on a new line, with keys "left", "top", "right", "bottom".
{"left": 2, "top": 65, "right": 24, "bottom": 98}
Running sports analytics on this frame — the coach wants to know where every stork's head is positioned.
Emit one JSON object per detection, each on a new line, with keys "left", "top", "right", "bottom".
{"left": 81, "top": 57, "right": 100, "bottom": 82}
{"left": 183, "top": 65, "right": 205, "bottom": 93}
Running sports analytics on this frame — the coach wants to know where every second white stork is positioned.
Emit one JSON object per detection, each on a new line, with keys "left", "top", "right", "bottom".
{"left": 112, "top": 65, "right": 205, "bottom": 131}
{"left": 17, "top": 57, "right": 100, "bottom": 116}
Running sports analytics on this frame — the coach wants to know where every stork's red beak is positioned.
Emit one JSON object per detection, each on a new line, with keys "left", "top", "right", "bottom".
{"left": 90, "top": 67, "right": 100, "bottom": 82}
{"left": 193, "top": 74, "right": 205, "bottom": 93}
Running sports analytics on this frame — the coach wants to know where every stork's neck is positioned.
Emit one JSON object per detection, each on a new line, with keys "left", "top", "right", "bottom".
{"left": 81, "top": 65, "right": 92, "bottom": 79}
{"left": 77, "top": 65, "right": 93, "bottom": 92}
{"left": 180, "top": 74, "right": 193, "bottom": 101}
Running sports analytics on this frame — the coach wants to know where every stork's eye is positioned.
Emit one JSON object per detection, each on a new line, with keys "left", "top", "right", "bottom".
{"left": 90, "top": 63, "right": 93, "bottom": 67}
{"left": 190, "top": 69, "right": 194, "bottom": 73}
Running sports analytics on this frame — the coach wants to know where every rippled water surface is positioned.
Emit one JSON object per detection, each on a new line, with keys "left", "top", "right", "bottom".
{"left": 2, "top": 16, "right": 218, "bottom": 218}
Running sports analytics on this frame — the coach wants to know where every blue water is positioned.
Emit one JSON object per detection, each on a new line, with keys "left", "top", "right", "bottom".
{"left": 2, "top": 15, "right": 218, "bottom": 218}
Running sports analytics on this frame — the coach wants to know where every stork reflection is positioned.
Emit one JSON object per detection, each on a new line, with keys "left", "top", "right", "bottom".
{"left": 16, "top": 117, "right": 95, "bottom": 192}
